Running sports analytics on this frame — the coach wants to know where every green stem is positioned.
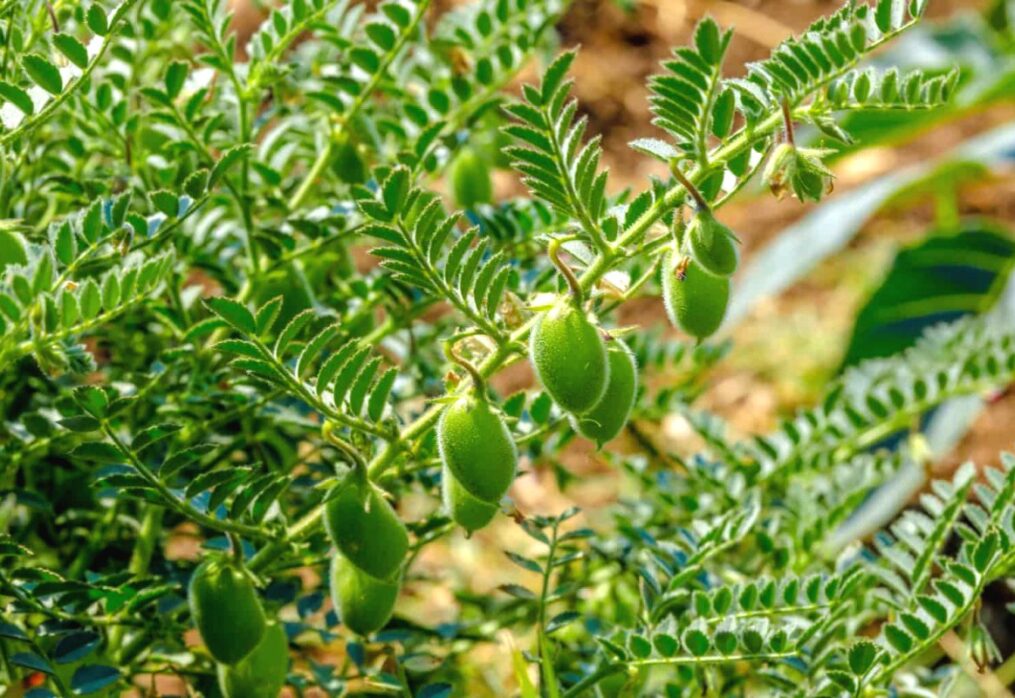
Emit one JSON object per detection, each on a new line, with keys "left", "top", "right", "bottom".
{"left": 288, "top": 136, "right": 335, "bottom": 211}
{"left": 548, "top": 238, "right": 584, "bottom": 306}
{"left": 444, "top": 339, "right": 486, "bottom": 395}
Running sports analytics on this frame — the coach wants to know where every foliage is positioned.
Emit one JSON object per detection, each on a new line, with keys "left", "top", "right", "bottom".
{"left": 0, "top": 0, "right": 1012, "bottom": 696}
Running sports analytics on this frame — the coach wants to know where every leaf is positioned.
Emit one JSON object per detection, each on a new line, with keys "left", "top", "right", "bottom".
{"left": 505, "top": 551, "right": 542, "bottom": 574}
{"left": 0, "top": 622, "right": 28, "bottom": 641}
{"left": 11, "top": 651, "right": 54, "bottom": 673}
{"left": 71, "top": 664, "right": 120, "bottom": 694}
{"left": 545, "top": 611, "right": 580, "bottom": 634}
{"left": 204, "top": 297, "right": 256, "bottom": 335}
{"left": 499, "top": 584, "right": 535, "bottom": 600}
{"left": 23, "top": 55, "right": 63, "bottom": 95}
{"left": 840, "top": 221, "right": 1015, "bottom": 368}
{"left": 165, "top": 61, "right": 189, "bottom": 99}
{"left": 86, "top": 5, "right": 109, "bottom": 35}
{"left": 694, "top": 17, "right": 723, "bottom": 64}
{"left": 682, "top": 627, "right": 710, "bottom": 656}
{"left": 0, "top": 80, "right": 34, "bottom": 114}
{"left": 71, "top": 442, "right": 125, "bottom": 463}
{"left": 149, "top": 190, "right": 179, "bottom": 217}
{"left": 53, "top": 35, "right": 89, "bottom": 69}
{"left": 210, "top": 144, "right": 253, "bottom": 187}
{"left": 54, "top": 631, "right": 100, "bottom": 664}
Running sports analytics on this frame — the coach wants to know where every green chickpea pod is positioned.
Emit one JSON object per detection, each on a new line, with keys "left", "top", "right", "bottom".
{"left": 437, "top": 341, "right": 518, "bottom": 533}
{"left": 530, "top": 239, "right": 610, "bottom": 414}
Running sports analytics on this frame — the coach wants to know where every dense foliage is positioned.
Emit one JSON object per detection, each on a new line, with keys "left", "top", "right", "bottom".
{"left": 1, "top": 0, "right": 1013, "bottom": 696}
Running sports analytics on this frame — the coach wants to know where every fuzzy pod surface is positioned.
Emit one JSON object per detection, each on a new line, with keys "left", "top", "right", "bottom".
{"left": 530, "top": 301, "right": 609, "bottom": 414}
{"left": 687, "top": 212, "right": 739, "bottom": 277}
{"left": 572, "top": 339, "right": 638, "bottom": 446}
{"left": 323, "top": 480, "right": 408, "bottom": 581}
{"left": 437, "top": 395, "right": 517, "bottom": 504}
{"left": 188, "top": 557, "right": 267, "bottom": 665}
{"left": 216, "top": 621, "right": 289, "bottom": 698}
{"left": 330, "top": 553, "right": 400, "bottom": 635}
{"left": 662, "top": 250, "right": 730, "bottom": 339}
{"left": 442, "top": 464, "right": 499, "bottom": 533}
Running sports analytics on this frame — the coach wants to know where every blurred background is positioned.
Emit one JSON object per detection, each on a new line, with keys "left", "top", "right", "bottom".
{"left": 201, "top": 0, "right": 1015, "bottom": 693}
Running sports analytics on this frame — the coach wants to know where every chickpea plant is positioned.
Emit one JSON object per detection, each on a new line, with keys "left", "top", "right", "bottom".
{"left": 1, "top": 0, "right": 1012, "bottom": 696}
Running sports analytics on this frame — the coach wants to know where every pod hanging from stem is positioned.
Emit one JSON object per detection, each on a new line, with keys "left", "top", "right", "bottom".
{"left": 323, "top": 420, "right": 368, "bottom": 482}
{"left": 548, "top": 237, "right": 584, "bottom": 306}
{"left": 668, "top": 162, "right": 710, "bottom": 213}
{"left": 444, "top": 339, "right": 486, "bottom": 396}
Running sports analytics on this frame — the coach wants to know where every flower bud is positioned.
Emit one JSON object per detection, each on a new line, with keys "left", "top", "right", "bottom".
{"left": 763, "top": 143, "right": 835, "bottom": 203}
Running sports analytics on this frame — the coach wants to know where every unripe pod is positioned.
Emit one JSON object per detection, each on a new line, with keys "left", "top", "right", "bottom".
{"left": 442, "top": 464, "right": 499, "bottom": 533}
{"left": 323, "top": 480, "right": 408, "bottom": 581}
{"left": 530, "top": 301, "right": 609, "bottom": 414}
{"left": 330, "top": 553, "right": 400, "bottom": 635}
{"left": 216, "top": 621, "right": 288, "bottom": 698}
{"left": 687, "top": 212, "right": 738, "bottom": 277}
{"left": 662, "top": 250, "right": 729, "bottom": 340}
{"left": 437, "top": 395, "right": 517, "bottom": 504}
{"left": 188, "top": 557, "right": 266, "bottom": 665}
{"left": 571, "top": 339, "right": 638, "bottom": 447}
{"left": 448, "top": 147, "right": 493, "bottom": 209}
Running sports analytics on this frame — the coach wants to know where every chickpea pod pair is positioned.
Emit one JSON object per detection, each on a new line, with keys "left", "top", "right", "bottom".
{"left": 530, "top": 239, "right": 640, "bottom": 447}
{"left": 321, "top": 431, "right": 409, "bottom": 636}
{"left": 187, "top": 558, "right": 289, "bottom": 697}
{"left": 662, "top": 172, "right": 741, "bottom": 340}
{"left": 437, "top": 342, "right": 519, "bottom": 533}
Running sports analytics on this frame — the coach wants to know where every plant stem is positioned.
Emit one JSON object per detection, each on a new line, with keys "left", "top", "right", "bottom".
{"left": 444, "top": 339, "right": 486, "bottom": 394}
{"left": 669, "top": 162, "right": 710, "bottom": 213}
{"left": 548, "top": 238, "right": 584, "bottom": 305}
{"left": 781, "top": 98, "right": 796, "bottom": 146}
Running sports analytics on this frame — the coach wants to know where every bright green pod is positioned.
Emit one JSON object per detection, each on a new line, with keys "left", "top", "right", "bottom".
{"left": 687, "top": 212, "right": 739, "bottom": 277}
{"left": 323, "top": 480, "right": 408, "bottom": 581}
{"left": 437, "top": 395, "right": 517, "bottom": 504}
{"left": 216, "top": 621, "right": 289, "bottom": 698}
{"left": 572, "top": 339, "right": 638, "bottom": 447}
{"left": 442, "top": 464, "right": 499, "bottom": 533}
{"left": 662, "top": 250, "right": 730, "bottom": 340}
{"left": 448, "top": 147, "right": 493, "bottom": 209}
{"left": 330, "top": 553, "right": 400, "bottom": 636}
{"left": 530, "top": 301, "right": 609, "bottom": 414}
{"left": 188, "top": 557, "right": 266, "bottom": 665}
